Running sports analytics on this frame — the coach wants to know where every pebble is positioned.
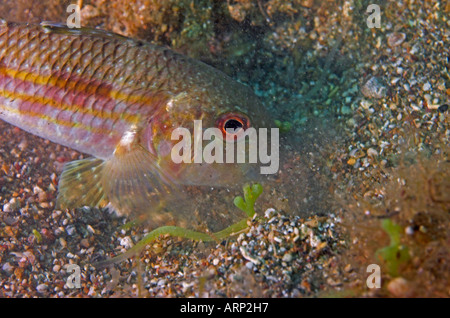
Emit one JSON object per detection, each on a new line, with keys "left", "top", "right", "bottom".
{"left": 264, "top": 208, "right": 276, "bottom": 218}
{"left": 59, "top": 238, "right": 67, "bottom": 248}
{"left": 18, "top": 140, "right": 28, "bottom": 151}
{"left": 80, "top": 238, "right": 90, "bottom": 248}
{"left": 3, "top": 198, "right": 19, "bottom": 212}
{"left": 341, "top": 105, "right": 352, "bottom": 115}
{"left": 87, "top": 224, "right": 96, "bottom": 234}
{"left": 282, "top": 253, "right": 293, "bottom": 262}
{"left": 387, "top": 277, "right": 413, "bottom": 297}
{"left": 422, "top": 82, "right": 431, "bottom": 91}
{"left": 387, "top": 32, "right": 406, "bottom": 47}
{"left": 405, "top": 226, "right": 414, "bottom": 235}
{"left": 66, "top": 225, "right": 76, "bottom": 236}
{"left": 33, "top": 185, "right": 43, "bottom": 194}
{"left": 36, "top": 283, "right": 48, "bottom": 293}
{"left": 2, "top": 203, "right": 12, "bottom": 213}
{"left": 119, "top": 236, "right": 134, "bottom": 249}
{"left": 438, "top": 104, "right": 448, "bottom": 112}
{"left": 366, "top": 148, "right": 378, "bottom": 158}
{"left": 37, "top": 191, "right": 47, "bottom": 203}
{"left": 2, "top": 262, "right": 13, "bottom": 273}
{"left": 239, "top": 246, "right": 260, "bottom": 265}
{"left": 361, "top": 77, "right": 387, "bottom": 99}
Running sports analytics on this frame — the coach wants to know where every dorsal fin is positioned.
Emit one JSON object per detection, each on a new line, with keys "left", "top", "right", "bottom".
{"left": 40, "top": 21, "right": 131, "bottom": 41}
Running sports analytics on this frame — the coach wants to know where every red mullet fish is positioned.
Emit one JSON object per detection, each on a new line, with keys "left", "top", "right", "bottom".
{"left": 0, "top": 21, "right": 269, "bottom": 226}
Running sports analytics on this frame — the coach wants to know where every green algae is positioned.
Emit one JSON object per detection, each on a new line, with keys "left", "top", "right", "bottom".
{"left": 95, "top": 183, "right": 263, "bottom": 267}
{"left": 376, "top": 219, "right": 410, "bottom": 277}
{"left": 233, "top": 183, "right": 263, "bottom": 218}
{"left": 274, "top": 120, "right": 292, "bottom": 133}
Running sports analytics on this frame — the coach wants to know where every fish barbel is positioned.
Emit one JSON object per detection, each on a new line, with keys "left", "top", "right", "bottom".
{"left": 0, "top": 21, "right": 269, "bottom": 226}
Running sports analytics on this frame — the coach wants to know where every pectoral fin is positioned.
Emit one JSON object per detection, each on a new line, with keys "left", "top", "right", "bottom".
{"left": 100, "top": 128, "right": 177, "bottom": 221}
{"left": 56, "top": 125, "right": 185, "bottom": 226}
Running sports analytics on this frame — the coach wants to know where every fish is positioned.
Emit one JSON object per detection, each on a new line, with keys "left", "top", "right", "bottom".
{"left": 0, "top": 20, "right": 270, "bottom": 227}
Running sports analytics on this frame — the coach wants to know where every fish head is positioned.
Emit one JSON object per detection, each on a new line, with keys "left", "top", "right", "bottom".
{"left": 143, "top": 82, "right": 275, "bottom": 188}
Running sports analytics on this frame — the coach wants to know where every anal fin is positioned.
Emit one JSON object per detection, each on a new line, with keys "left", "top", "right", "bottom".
{"left": 56, "top": 127, "right": 186, "bottom": 227}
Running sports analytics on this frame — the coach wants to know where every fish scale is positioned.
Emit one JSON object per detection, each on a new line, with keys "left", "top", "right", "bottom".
{"left": 0, "top": 21, "right": 167, "bottom": 158}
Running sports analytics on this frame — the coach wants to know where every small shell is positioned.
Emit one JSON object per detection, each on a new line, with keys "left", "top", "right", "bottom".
{"left": 361, "top": 76, "right": 387, "bottom": 99}
{"left": 387, "top": 32, "right": 406, "bottom": 47}
{"left": 387, "top": 277, "right": 413, "bottom": 297}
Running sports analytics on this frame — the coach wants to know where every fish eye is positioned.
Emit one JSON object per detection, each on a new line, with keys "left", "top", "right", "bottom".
{"left": 224, "top": 118, "right": 243, "bottom": 132}
{"left": 216, "top": 113, "right": 250, "bottom": 138}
